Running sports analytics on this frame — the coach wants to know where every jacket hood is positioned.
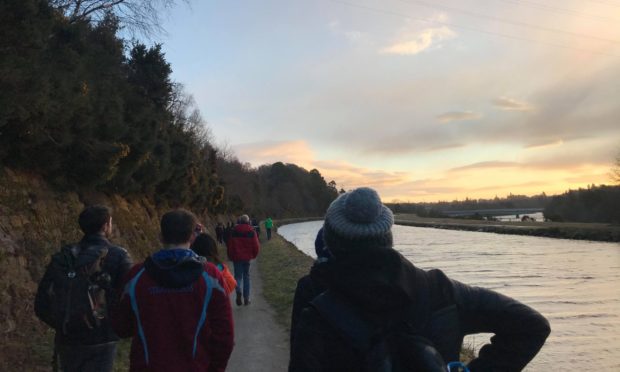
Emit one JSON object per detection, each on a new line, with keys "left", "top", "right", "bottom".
{"left": 144, "top": 248, "right": 206, "bottom": 288}
{"left": 310, "top": 248, "right": 419, "bottom": 318}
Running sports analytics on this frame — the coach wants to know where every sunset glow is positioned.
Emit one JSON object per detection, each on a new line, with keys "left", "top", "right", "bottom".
{"left": 161, "top": 0, "right": 620, "bottom": 201}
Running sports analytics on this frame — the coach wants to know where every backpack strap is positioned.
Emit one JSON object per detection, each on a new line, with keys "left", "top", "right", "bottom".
{"left": 58, "top": 245, "right": 79, "bottom": 335}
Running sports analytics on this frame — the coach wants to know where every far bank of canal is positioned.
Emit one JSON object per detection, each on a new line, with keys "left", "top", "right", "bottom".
{"left": 394, "top": 214, "right": 620, "bottom": 242}
{"left": 278, "top": 220, "right": 620, "bottom": 371}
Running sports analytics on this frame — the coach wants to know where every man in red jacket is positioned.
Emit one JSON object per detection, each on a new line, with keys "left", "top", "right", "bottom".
{"left": 226, "top": 214, "right": 260, "bottom": 306}
{"left": 112, "top": 209, "right": 234, "bottom": 372}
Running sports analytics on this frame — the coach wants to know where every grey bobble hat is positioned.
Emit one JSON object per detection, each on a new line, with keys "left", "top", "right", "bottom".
{"left": 324, "top": 187, "right": 394, "bottom": 242}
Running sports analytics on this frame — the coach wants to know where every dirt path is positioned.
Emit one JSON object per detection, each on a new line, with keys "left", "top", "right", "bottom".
{"left": 226, "top": 260, "right": 290, "bottom": 372}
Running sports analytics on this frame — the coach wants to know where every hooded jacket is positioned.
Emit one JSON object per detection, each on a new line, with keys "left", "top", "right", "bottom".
{"left": 289, "top": 248, "right": 550, "bottom": 372}
{"left": 112, "top": 248, "right": 234, "bottom": 372}
{"left": 226, "top": 223, "right": 260, "bottom": 261}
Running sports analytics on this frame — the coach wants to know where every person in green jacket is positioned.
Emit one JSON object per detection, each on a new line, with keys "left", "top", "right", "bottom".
{"left": 265, "top": 217, "right": 273, "bottom": 240}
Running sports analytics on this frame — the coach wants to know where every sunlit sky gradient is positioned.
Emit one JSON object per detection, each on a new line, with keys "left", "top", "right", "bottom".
{"left": 159, "top": 0, "right": 620, "bottom": 202}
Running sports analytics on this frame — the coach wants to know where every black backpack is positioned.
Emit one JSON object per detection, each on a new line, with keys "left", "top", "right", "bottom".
{"left": 44, "top": 244, "right": 111, "bottom": 335}
{"left": 311, "top": 288, "right": 468, "bottom": 372}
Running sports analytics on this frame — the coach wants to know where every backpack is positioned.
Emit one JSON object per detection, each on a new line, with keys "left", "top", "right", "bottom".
{"left": 311, "top": 288, "right": 469, "bottom": 372}
{"left": 46, "top": 244, "right": 111, "bottom": 335}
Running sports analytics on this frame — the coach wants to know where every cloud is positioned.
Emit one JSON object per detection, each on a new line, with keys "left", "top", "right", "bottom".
{"left": 233, "top": 140, "right": 315, "bottom": 168}
{"left": 381, "top": 26, "right": 456, "bottom": 55}
{"left": 492, "top": 97, "right": 534, "bottom": 111}
{"left": 327, "top": 20, "right": 366, "bottom": 45}
{"left": 312, "top": 160, "right": 411, "bottom": 188}
{"left": 436, "top": 111, "right": 482, "bottom": 123}
{"left": 449, "top": 161, "right": 521, "bottom": 172}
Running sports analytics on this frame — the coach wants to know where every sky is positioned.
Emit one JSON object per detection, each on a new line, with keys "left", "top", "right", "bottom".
{"left": 158, "top": 0, "right": 620, "bottom": 202}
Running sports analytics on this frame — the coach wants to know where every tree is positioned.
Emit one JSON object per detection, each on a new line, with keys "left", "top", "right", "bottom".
{"left": 612, "top": 152, "right": 620, "bottom": 185}
{"left": 49, "top": 0, "right": 186, "bottom": 36}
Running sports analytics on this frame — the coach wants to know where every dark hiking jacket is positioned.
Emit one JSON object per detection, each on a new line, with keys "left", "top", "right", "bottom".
{"left": 34, "top": 234, "right": 132, "bottom": 345}
{"left": 289, "top": 248, "right": 550, "bottom": 372}
{"left": 112, "top": 248, "right": 234, "bottom": 372}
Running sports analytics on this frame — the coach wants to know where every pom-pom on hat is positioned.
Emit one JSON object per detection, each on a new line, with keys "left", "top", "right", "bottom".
{"left": 323, "top": 187, "right": 394, "bottom": 256}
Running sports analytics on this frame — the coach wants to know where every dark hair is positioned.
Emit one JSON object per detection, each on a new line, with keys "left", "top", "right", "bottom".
{"left": 78, "top": 205, "right": 111, "bottom": 235}
{"left": 160, "top": 209, "right": 198, "bottom": 245}
{"left": 191, "top": 233, "right": 222, "bottom": 265}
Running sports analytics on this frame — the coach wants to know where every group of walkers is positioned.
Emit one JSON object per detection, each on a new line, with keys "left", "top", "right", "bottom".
{"left": 34, "top": 206, "right": 262, "bottom": 371}
{"left": 33, "top": 186, "right": 550, "bottom": 372}
{"left": 215, "top": 215, "right": 273, "bottom": 245}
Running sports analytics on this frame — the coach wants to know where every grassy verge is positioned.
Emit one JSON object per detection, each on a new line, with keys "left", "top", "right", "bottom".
{"left": 257, "top": 224, "right": 314, "bottom": 332}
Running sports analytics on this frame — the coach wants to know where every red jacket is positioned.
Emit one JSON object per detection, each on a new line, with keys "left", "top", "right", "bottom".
{"left": 112, "top": 249, "right": 234, "bottom": 372}
{"left": 226, "top": 223, "right": 260, "bottom": 261}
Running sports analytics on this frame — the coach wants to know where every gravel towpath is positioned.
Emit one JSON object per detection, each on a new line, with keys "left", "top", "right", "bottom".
{"left": 225, "top": 260, "right": 290, "bottom": 372}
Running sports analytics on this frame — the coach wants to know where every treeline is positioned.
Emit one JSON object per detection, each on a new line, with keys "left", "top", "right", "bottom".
{"left": 387, "top": 193, "right": 550, "bottom": 217}
{"left": 0, "top": 0, "right": 338, "bottom": 218}
{"left": 544, "top": 185, "right": 620, "bottom": 223}
{"left": 215, "top": 160, "right": 339, "bottom": 218}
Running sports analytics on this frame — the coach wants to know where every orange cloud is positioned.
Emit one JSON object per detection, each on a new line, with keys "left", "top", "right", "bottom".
{"left": 233, "top": 140, "right": 315, "bottom": 168}
{"left": 436, "top": 111, "right": 482, "bottom": 123}
{"left": 492, "top": 96, "right": 534, "bottom": 112}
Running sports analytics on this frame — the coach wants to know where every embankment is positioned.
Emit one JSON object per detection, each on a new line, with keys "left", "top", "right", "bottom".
{"left": 0, "top": 168, "right": 220, "bottom": 371}
{"left": 395, "top": 214, "right": 620, "bottom": 242}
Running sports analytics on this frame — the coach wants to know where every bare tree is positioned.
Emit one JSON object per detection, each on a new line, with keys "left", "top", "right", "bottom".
{"left": 50, "top": 0, "right": 187, "bottom": 36}
{"left": 168, "top": 82, "right": 213, "bottom": 147}
{"left": 612, "top": 152, "right": 620, "bottom": 185}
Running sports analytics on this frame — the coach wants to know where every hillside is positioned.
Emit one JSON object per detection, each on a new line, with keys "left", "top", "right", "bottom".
{"left": 0, "top": 167, "right": 213, "bottom": 370}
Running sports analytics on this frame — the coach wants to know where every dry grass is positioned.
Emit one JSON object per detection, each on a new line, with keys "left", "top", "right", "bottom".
{"left": 256, "top": 225, "right": 314, "bottom": 332}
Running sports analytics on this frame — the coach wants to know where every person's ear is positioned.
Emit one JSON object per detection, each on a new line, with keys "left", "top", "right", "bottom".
{"left": 103, "top": 217, "right": 113, "bottom": 236}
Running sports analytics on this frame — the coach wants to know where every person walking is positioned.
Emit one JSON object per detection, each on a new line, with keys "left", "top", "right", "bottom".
{"left": 226, "top": 214, "right": 260, "bottom": 306}
{"left": 191, "top": 232, "right": 237, "bottom": 294}
{"left": 112, "top": 209, "right": 234, "bottom": 372}
{"left": 289, "top": 187, "right": 550, "bottom": 372}
{"left": 264, "top": 217, "right": 274, "bottom": 240}
{"left": 251, "top": 217, "right": 261, "bottom": 238}
{"left": 223, "top": 222, "right": 233, "bottom": 245}
{"left": 215, "top": 223, "right": 225, "bottom": 244}
{"left": 34, "top": 205, "right": 132, "bottom": 372}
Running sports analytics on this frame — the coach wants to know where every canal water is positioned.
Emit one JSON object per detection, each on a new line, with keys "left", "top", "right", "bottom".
{"left": 278, "top": 220, "right": 620, "bottom": 371}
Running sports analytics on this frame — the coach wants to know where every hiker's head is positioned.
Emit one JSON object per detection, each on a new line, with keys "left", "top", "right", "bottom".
{"left": 323, "top": 187, "right": 394, "bottom": 257}
{"left": 191, "top": 233, "right": 220, "bottom": 262}
{"left": 238, "top": 214, "right": 250, "bottom": 224}
{"left": 160, "top": 209, "right": 198, "bottom": 246}
{"left": 314, "top": 227, "right": 332, "bottom": 259}
{"left": 79, "top": 205, "right": 112, "bottom": 236}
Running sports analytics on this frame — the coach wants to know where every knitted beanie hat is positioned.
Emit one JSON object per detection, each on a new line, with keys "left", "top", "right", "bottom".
{"left": 323, "top": 187, "right": 394, "bottom": 256}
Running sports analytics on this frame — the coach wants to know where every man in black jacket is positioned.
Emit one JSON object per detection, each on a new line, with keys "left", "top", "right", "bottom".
{"left": 35, "top": 205, "right": 132, "bottom": 372}
{"left": 289, "top": 187, "right": 550, "bottom": 372}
